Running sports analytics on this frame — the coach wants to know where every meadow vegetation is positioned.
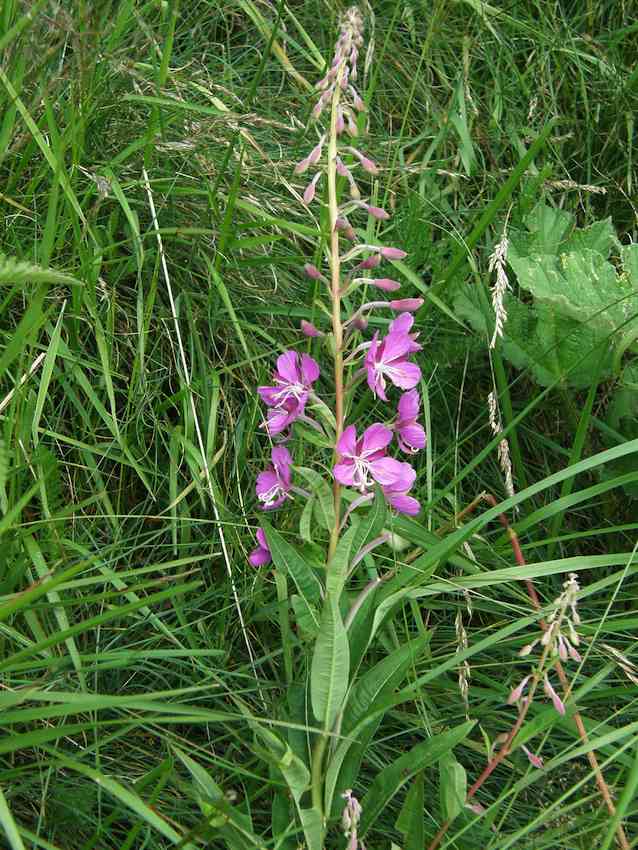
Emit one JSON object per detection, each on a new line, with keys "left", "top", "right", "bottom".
{"left": 0, "top": 1, "right": 637, "bottom": 848}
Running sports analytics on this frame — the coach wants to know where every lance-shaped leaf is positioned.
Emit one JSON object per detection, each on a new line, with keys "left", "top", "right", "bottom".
{"left": 296, "top": 466, "right": 335, "bottom": 531}
{"left": 311, "top": 597, "right": 349, "bottom": 730}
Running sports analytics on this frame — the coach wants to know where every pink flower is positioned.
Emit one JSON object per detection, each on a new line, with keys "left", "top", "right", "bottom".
{"left": 256, "top": 447, "right": 293, "bottom": 510}
{"left": 248, "top": 528, "right": 271, "bottom": 567}
{"left": 381, "top": 463, "right": 420, "bottom": 515}
{"left": 333, "top": 424, "right": 407, "bottom": 492}
{"left": 258, "top": 351, "right": 320, "bottom": 435}
{"left": 394, "top": 390, "right": 426, "bottom": 453}
{"left": 364, "top": 313, "right": 422, "bottom": 400}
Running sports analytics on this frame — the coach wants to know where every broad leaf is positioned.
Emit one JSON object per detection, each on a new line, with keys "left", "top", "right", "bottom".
{"left": 439, "top": 754, "right": 467, "bottom": 822}
{"left": 296, "top": 466, "right": 335, "bottom": 531}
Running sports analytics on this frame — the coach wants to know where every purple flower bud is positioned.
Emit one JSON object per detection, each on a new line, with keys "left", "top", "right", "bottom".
{"left": 544, "top": 674, "right": 565, "bottom": 716}
{"left": 303, "top": 172, "right": 322, "bottom": 205}
{"left": 346, "top": 112, "right": 358, "bottom": 137}
{"left": 308, "top": 135, "right": 325, "bottom": 166}
{"left": 358, "top": 254, "right": 381, "bottom": 270}
{"left": 336, "top": 107, "right": 345, "bottom": 134}
{"left": 336, "top": 157, "right": 350, "bottom": 178}
{"left": 568, "top": 643, "right": 582, "bottom": 663}
{"left": 335, "top": 218, "right": 356, "bottom": 241}
{"left": 301, "top": 320, "right": 323, "bottom": 337}
{"left": 360, "top": 155, "right": 378, "bottom": 174}
{"left": 557, "top": 635, "right": 568, "bottom": 661}
{"left": 294, "top": 155, "right": 311, "bottom": 175}
{"left": 370, "top": 277, "right": 401, "bottom": 291}
{"left": 366, "top": 204, "right": 390, "bottom": 220}
{"left": 380, "top": 247, "right": 407, "bottom": 260}
{"left": 390, "top": 298, "right": 424, "bottom": 312}
{"left": 352, "top": 315, "right": 368, "bottom": 331}
{"left": 507, "top": 675, "right": 530, "bottom": 705}
{"left": 304, "top": 263, "right": 322, "bottom": 280}
{"left": 521, "top": 745, "right": 544, "bottom": 769}
{"left": 349, "top": 86, "right": 365, "bottom": 112}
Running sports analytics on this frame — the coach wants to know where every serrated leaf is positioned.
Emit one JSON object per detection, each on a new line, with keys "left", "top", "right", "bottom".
{"left": 310, "top": 598, "right": 349, "bottom": 730}
{"left": 359, "top": 720, "right": 475, "bottom": 836}
{"left": 296, "top": 466, "right": 335, "bottom": 531}
{"left": 439, "top": 754, "right": 467, "bottom": 822}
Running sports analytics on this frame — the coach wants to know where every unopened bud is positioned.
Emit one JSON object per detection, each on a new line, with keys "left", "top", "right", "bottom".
{"left": 366, "top": 204, "right": 390, "bottom": 220}
{"left": 507, "top": 675, "right": 530, "bottom": 705}
{"left": 294, "top": 155, "right": 311, "bottom": 175}
{"left": 358, "top": 254, "right": 381, "bottom": 270}
{"left": 301, "top": 320, "right": 323, "bottom": 337}
{"left": 304, "top": 263, "right": 322, "bottom": 280}
{"left": 307, "top": 135, "right": 325, "bottom": 166}
{"left": 303, "top": 172, "right": 322, "bottom": 205}
{"left": 390, "top": 298, "right": 423, "bottom": 311}
{"left": 370, "top": 277, "right": 401, "bottom": 291}
{"left": 359, "top": 155, "right": 378, "bottom": 174}
{"left": 521, "top": 745, "right": 544, "bottom": 769}
{"left": 380, "top": 247, "right": 407, "bottom": 260}
{"left": 352, "top": 315, "right": 368, "bottom": 331}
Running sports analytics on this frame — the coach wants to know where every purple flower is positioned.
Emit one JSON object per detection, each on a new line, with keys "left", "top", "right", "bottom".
{"left": 381, "top": 462, "right": 420, "bottom": 515}
{"left": 333, "top": 424, "right": 406, "bottom": 492}
{"left": 364, "top": 313, "right": 422, "bottom": 401}
{"left": 256, "top": 447, "right": 293, "bottom": 510}
{"left": 394, "top": 389, "right": 426, "bottom": 454}
{"left": 249, "top": 528, "right": 271, "bottom": 567}
{"left": 258, "top": 351, "right": 320, "bottom": 435}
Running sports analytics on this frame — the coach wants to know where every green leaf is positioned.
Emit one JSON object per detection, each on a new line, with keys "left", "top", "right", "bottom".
{"left": 396, "top": 773, "right": 424, "bottom": 850}
{"left": 439, "top": 755, "right": 467, "bottom": 822}
{"left": 251, "top": 727, "right": 310, "bottom": 805}
{"left": 299, "top": 495, "right": 315, "bottom": 543}
{"left": 360, "top": 720, "right": 476, "bottom": 836}
{"left": 299, "top": 808, "right": 324, "bottom": 850}
{"left": 326, "top": 525, "right": 356, "bottom": 599}
{"left": 310, "top": 598, "right": 349, "bottom": 730}
{"left": 0, "top": 783, "right": 26, "bottom": 850}
{"left": 350, "top": 487, "right": 387, "bottom": 556}
{"left": 296, "top": 466, "right": 335, "bottom": 531}
{"left": 290, "top": 593, "right": 320, "bottom": 639}
{"left": 325, "top": 634, "right": 431, "bottom": 817}
{"left": 262, "top": 523, "right": 323, "bottom": 609}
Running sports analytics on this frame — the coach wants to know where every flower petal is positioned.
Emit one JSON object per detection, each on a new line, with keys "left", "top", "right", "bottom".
{"left": 361, "top": 423, "right": 393, "bottom": 456}
{"left": 333, "top": 461, "right": 357, "bottom": 487}
{"left": 389, "top": 312, "right": 414, "bottom": 335}
{"left": 385, "top": 492, "right": 420, "bottom": 515}
{"left": 300, "top": 353, "right": 320, "bottom": 385}
{"left": 249, "top": 546, "right": 272, "bottom": 567}
{"left": 398, "top": 424, "right": 426, "bottom": 452}
{"left": 257, "top": 385, "right": 280, "bottom": 407}
{"left": 337, "top": 425, "right": 357, "bottom": 457}
{"left": 390, "top": 361, "right": 421, "bottom": 391}
{"left": 368, "top": 456, "right": 405, "bottom": 486}
{"left": 275, "top": 351, "right": 301, "bottom": 384}
{"left": 256, "top": 527, "right": 269, "bottom": 550}
{"left": 397, "top": 389, "right": 420, "bottom": 421}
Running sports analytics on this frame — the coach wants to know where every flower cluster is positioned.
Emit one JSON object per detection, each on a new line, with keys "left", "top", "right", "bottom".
{"left": 248, "top": 6, "right": 425, "bottom": 567}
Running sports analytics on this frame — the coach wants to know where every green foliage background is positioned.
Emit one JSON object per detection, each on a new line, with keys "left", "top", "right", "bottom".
{"left": 0, "top": 0, "right": 637, "bottom": 848}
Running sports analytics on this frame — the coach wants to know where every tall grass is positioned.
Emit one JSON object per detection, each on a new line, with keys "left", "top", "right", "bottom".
{"left": 0, "top": 1, "right": 636, "bottom": 847}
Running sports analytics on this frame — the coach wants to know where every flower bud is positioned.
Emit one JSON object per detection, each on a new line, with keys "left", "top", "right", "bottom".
{"left": 294, "top": 155, "right": 311, "bottom": 175}
{"left": 304, "top": 263, "right": 323, "bottom": 280}
{"left": 390, "top": 298, "right": 423, "bottom": 311}
{"left": 366, "top": 204, "right": 390, "bottom": 220}
{"left": 336, "top": 157, "right": 350, "bottom": 178}
{"left": 307, "top": 135, "right": 325, "bottom": 166}
{"left": 358, "top": 254, "right": 381, "bottom": 270}
{"left": 352, "top": 315, "right": 368, "bottom": 331}
{"left": 380, "top": 247, "right": 407, "bottom": 260}
{"left": 359, "top": 155, "right": 378, "bottom": 174}
{"left": 301, "top": 320, "right": 323, "bottom": 337}
{"left": 507, "top": 675, "right": 530, "bottom": 705}
{"left": 370, "top": 277, "right": 401, "bottom": 291}
{"left": 521, "top": 745, "right": 544, "bottom": 769}
{"left": 543, "top": 675, "right": 565, "bottom": 716}
{"left": 303, "top": 172, "right": 322, "bottom": 205}
{"left": 336, "top": 107, "right": 345, "bottom": 135}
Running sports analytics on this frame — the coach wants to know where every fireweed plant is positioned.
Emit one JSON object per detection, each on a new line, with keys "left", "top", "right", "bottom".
{"left": 242, "top": 9, "right": 628, "bottom": 850}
